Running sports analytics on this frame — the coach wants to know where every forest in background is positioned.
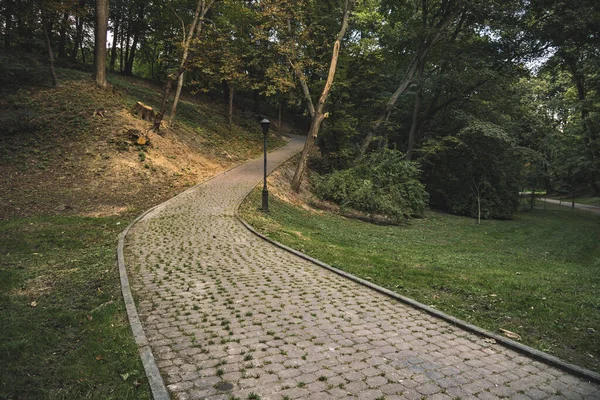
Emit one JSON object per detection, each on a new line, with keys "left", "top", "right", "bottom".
{"left": 1, "top": 0, "right": 599, "bottom": 220}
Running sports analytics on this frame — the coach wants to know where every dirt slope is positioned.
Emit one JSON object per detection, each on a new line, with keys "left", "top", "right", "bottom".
{"left": 0, "top": 56, "right": 289, "bottom": 219}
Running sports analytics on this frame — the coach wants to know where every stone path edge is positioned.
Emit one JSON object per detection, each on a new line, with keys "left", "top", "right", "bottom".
{"left": 116, "top": 137, "right": 300, "bottom": 400}
{"left": 235, "top": 203, "right": 600, "bottom": 386}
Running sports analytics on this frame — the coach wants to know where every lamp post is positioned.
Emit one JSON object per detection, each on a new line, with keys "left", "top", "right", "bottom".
{"left": 260, "top": 118, "right": 270, "bottom": 212}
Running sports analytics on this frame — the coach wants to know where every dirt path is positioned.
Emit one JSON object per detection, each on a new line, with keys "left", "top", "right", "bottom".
{"left": 125, "top": 138, "right": 600, "bottom": 399}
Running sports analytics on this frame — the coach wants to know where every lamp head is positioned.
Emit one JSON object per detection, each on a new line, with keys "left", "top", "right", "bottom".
{"left": 260, "top": 118, "right": 270, "bottom": 135}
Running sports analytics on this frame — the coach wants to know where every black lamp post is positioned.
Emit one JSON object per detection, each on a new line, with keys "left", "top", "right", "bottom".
{"left": 260, "top": 118, "right": 270, "bottom": 212}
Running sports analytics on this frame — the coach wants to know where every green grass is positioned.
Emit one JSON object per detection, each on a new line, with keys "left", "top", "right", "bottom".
{"left": 240, "top": 190, "right": 600, "bottom": 373}
{"left": 0, "top": 214, "right": 151, "bottom": 399}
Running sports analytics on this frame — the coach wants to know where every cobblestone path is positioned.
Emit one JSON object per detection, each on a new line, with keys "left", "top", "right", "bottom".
{"left": 126, "top": 137, "right": 599, "bottom": 400}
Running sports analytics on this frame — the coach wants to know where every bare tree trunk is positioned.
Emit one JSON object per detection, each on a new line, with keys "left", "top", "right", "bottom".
{"left": 95, "top": 0, "right": 109, "bottom": 89}
{"left": 406, "top": 60, "right": 425, "bottom": 160}
{"left": 123, "top": 26, "right": 130, "bottom": 72}
{"left": 57, "top": 11, "right": 68, "bottom": 58}
{"left": 71, "top": 16, "right": 83, "bottom": 61}
{"left": 477, "top": 196, "right": 481, "bottom": 225}
{"left": 42, "top": 13, "right": 58, "bottom": 87}
{"left": 291, "top": 0, "right": 352, "bottom": 192}
{"left": 125, "top": 32, "right": 138, "bottom": 75}
{"left": 278, "top": 97, "right": 283, "bottom": 134}
{"left": 80, "top": 39, "right": 86, "bottom": 64}
{"left": 119, "top": 29, "right": 125, "bottom": 72}
{"left": 169, "top": 72, "right": 185, "bottom": 127}
{"left": 125, "top": 4, "right": 144, "bottom": 76}
{"left": 3, "top": 0, "right": 12, "bottom": 48}
{"left": 228, "top": 83, "right": 234, "bottom": 126}
{"left": 109, "top": 14, "right": 120, "bottom": 72}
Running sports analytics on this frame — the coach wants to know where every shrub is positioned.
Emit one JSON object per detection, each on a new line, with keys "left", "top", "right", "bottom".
{"left": 313, "top": 148, "right": 428, "bottom": 220}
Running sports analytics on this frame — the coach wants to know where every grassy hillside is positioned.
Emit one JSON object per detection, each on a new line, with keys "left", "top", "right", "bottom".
{"left": 0, "top": 50, "right": 289, "bottom": 399}
{"left": 0, "top": 50, "right": 286, "bottom": 219}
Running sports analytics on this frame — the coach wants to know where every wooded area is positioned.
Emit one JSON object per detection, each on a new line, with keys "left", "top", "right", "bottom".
{"left": 2, "top": 0, "right": 598, "bottom": 220}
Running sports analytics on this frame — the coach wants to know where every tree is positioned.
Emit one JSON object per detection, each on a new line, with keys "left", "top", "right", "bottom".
{"left": 152, "top": 0, "right": 215, "bottom": 133}
{"left": 289, "top": 0, "right": 354, "bottom": 192}
{"left": 421, "top": 121, "right": 523, "bottom": 220}
{"left": 41, "top": 7, "right": 58, "bottom": 87}
{"left": 95, "top": 0, "right": 109, "bottom": 89}
{"left": 524, "top": 0, "right": 600, "bottom": 194}
{"left": 357, "top": 0, "right": 463, "bottom": 157}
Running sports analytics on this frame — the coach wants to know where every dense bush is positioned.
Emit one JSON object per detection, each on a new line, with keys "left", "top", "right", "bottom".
{"left": 313, "top": 148, "right": 428, "bottom": 220}
{"left": 420, "top": 121, "right": 522, "bottom": 219}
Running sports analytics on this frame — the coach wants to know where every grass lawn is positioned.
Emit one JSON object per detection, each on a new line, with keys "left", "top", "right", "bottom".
{"left": 240, "top": 190, "right": 600, "bottom": 373}
{"left": 0, "top": 214, "right": 151, "bottom": 399}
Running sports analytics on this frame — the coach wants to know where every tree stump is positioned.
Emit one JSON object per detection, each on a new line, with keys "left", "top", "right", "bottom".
{"left": 127, "top": 129, "right": 149, "bottom": 146}
{"left": 134, "top": 101, "right": 155, "bottom": 122}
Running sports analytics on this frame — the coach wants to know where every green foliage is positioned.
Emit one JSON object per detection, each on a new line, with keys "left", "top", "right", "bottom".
{"left": 314, "top": 148, "right": 428, "bottom": 220}
{"left": 421, "top": 120, "right": 522, "bottom": 219}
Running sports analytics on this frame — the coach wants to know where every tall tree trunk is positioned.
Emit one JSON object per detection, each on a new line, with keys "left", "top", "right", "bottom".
{"left": 155, "top": 0, "right": 214, "bottom": 133}
{"left": 123, "top": 28, "right": 130, "bottom": 73}
{"left": 95, "top": 0, "right": 109, "bottom": 88}
{"left": 42, "top": 13, "right": 58, "bottom": 87}
{"left": 125, "top": 32, "right": 138, "bottom": 75}
{"left": 291, "top": 0, "right": 352, "bottom": 192}
{"left": 169, "top": 72, "right": 185, "bottom": 127}
{"left": 4, "top": 0, "right": 12, "bottom": 48}
{"left": 570, "top": 64, "right": 599, "bottom": 194}
{"left": 228, "top": 83, "right": 234, "bottom": 126}
{"left": 109, "top": 15, "right": 120, "bottom": 72}
{"left": 119, "top": 30, "right": 125, "bottom": 72}
{"left": 57, "top": 11, "right": 68, "bottom": 58}
{"left": 71, "top": 16, "right": 84, "bottom": 62}
{"left": 406, "top": 60, "right": 425, "bottom": 160}
{"left": 80, "top": 39, "right": 86, "bottom": 64}
{"left": 278, "top": 97, "right": 283, "bottom": 134}
{"left": 253, "top": 89, "right": 260, "bottom": 113}
{"left": 125, "top": 3, "right": 144, "bottom": 76}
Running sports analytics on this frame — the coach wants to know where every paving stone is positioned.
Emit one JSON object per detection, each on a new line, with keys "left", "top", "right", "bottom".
{"left": 125, "top": 136, "right": 600, "bottom": 400}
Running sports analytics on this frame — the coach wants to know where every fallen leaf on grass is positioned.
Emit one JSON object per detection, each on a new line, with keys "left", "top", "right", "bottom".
{"left": 499, "top": 328, "right": 521, "bottom": 340}
{"left": 95, "top": 355, "right": 103, "bottom": 361}
{"left": 30, "top": 301, "right": 37, "bottom": 307}
{"left": 121, "top": 373, "right": 130, "bottom": 381}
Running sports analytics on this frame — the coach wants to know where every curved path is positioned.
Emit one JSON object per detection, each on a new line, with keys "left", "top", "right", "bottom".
{"left": 542, "top": 198, "right": 600, "bottom": 214}
{"left": 125, "top": 137, "right": 599, "bottom": 400}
